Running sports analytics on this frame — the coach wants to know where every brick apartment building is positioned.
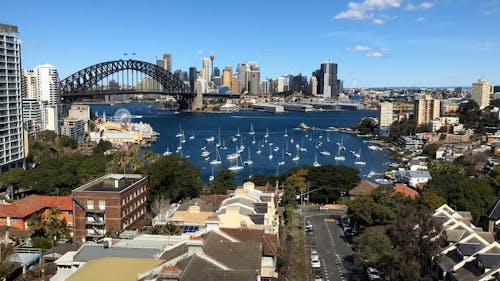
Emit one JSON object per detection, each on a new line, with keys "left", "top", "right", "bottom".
{"left": 72, "top": 174, "right": 149, "bottom": 242}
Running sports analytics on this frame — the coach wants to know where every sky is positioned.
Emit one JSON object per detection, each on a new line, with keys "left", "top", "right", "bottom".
{"left": 2, "top": 0, "right": 500, "bottom": 88}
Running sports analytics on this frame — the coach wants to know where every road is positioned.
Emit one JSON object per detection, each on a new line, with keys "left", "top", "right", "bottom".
{"left": 305, "top": 207, "right": 366, "bottom": 281}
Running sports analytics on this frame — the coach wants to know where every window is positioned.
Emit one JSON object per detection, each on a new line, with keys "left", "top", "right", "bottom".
{"left": 12, "top": 218, "right": 18, "bottom": 224}
{"left": 86, "top": 200, "right": 94, "bottom": 210}
{"left": 99, "top": 200, "right": 105, "bottom": 210}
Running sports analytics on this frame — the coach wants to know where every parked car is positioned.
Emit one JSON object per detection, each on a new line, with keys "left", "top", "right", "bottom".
{"left": 366, "top": 267, "right": 382, "bottom": 281}
{"left": 311, "top": 256, "right": 321, "bottom": 268}
{"left": 319, "top": 205, "right": 329, "bottom": 211}
{"left": 310, "top": 249, "right": 318, "bottom": 256}
{"left": 305, "top": 221, "right": 313, "bottom": 232}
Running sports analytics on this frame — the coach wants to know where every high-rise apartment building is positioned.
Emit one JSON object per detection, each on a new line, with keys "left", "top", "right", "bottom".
{"left": 22, "top": 99, "right": 42, "bottom": 136}
{"left": 156, "top": 53, "right": 172, "bottom": 73}
{"left": 237, "top": 63, "right": 249, "bottom": 93}
{"left": 22, "top": 70, "right": 37, "bottom": 99}
{"left": 230, "top": 76, "right": 240, "bottom": 94}
{"left": 188, "top": 67, "right": 197, "bottom": 91}
{"left": 34, "top": 64, "right": 61, "bottom": 133}
{"left": 310, "top": 76, "right": 318, "bottom": 96}
{"left": 201, "top": 58, "right": 211, "bottom": 82}
{"left": 471, "top": 79, "right": 492, "bottom": 109}
{"left": 222, "top": 66, "right": 232, "bottom": 88}
{"left": 0, "top": 23, "right": 24, "bottom": 173}
{"left": 248, "top": 62, "right": 260, "bottom": 95}
{"left": 414, "top": 95, "right": 441, "bottom": 125}
{"left": 378, "top": 102, "right": 394, "bottom": 137}
{"left": 314, "top": 61, "right": 340, "bottom": 98}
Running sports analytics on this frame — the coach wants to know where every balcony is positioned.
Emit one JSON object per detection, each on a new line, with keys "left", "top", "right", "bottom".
{"left": 85, "top": 227, "right": 106, "bottom": 237}
{"left": 86, "top": 215, "right": 105, "bottom": 225}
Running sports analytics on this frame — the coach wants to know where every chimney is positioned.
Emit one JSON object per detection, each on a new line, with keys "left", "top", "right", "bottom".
{"left": 205, "top": 214, "right": 220, "bottom": 231}
{"left": 160, "top": 265, "right": 181, "bottom": 281}
{"left": 186, "top": 236, "right": 203, "bottom": 256}
{"left": 114, "top": 179, "right": 119, "bottom": 188}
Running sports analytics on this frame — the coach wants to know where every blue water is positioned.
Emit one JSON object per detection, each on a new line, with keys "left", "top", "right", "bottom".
{"left": 90, "top": 102, "right": 391, "bottom": 183}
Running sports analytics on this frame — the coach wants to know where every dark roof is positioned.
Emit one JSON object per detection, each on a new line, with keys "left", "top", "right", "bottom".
{"left": 73, "top": 245, "right": 162, "bottom": 262}
{"left": 253, "top": 203, "right": 268, "bottom": 213}
{"left": 160, "top": 243, "right": 188, "bottom": 261}
{"left": 74, "top": 174, "right": 146, "bottom": 193}
{"left": 486, "top": 199, "right": 500, "bottom": 220}
{"left": 457, "top": 243, "right": 482, "bottom": 257}
{"left": 248, "top": 214, "right": 265, "bottom": 225}
{"left": 177, "top": 255, "right": 258, "bottom": 281}
{"left": 44, "top": 243, "right": 80, "bottom": 256}
{"left": 349, "top": 180, "right": 378, "bottom": 196}
{"left": 219, "top": 227, "right": 278, "bottom": 256}
{"left": 202, "top": 231, "right": 262, "bottom": 271}
{"left": 177, "top": 198, "right": 217, "bottom": 212}
{"left": 478, "top": 254, "right": 500, "bottom": 268}
{"left": 199, "top": 195, "right": 228, "bottom": 210}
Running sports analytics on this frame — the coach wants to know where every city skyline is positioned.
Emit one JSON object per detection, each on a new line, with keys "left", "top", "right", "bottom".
{"left": 3, "top": 0, "right": 500, "bottom": 88}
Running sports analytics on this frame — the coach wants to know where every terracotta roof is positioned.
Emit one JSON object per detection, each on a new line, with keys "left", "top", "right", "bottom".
{"left": 393, "top": 184, "right": 419, "bottom": 199}
{"left": 0, "top": 195, "right": 72, "bottom": 218}
{"left": 349, "top": 180, "right": 378, "bottom": 196}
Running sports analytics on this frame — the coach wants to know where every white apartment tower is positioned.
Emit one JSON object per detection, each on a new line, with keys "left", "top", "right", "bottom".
{"left": 156, "top": 53, "right": 172, "bottom": 73}
{"left": 34, "top": 64, "right": 60, "bottom": 133}
{"left": 201, "top": 58, "right": 211, "bottom": 83}
{"left": 379, "top": 102, "right": 394, "bottom": 127}
{"left": 22, "top": 70, "right": 37, "bottom": 99}
{"left": 471, "top": 79, "right": 492, "bottom": 109}
{"left": 0, "top": 23, "right": 24, "bottom": 172}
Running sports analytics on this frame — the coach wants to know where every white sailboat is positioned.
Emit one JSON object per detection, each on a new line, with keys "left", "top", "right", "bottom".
{"left": 210, "top": 148, "right": 222, "bottom": 165}
{"left": 334, "top": 144, "right": 345, "bottom": 161}
{"left": 264, "top": 128, "right": 269, "bottom": 138}
{"left": 313, "top": 153, "right": 321, "bottom": 167}
{"left": 292, "top": 147, "right": 300, "bottom": 161}
{"left": 249, "top": 123, "right": 255, "bottom": 135}
{"left": 221, "top": 140, "right": 227, "bottom": 150}
{"left": 285, "top": 143, "right": 292, "bottom": 156}
{"left": 268, "top": 146, "right": 273, "bottom": 160}
{"left": 163, "top": 147, "right": 172, "bottom": 156}
{"left": 239, "top": 137, "right": 245, "bottom": 152}
{"left": 278, "top": 150, "right": 285, "bottom": 166}
{"left": 228, "top": 155, "right": 244, "bottom": 171}
{"left": 189, "top": 130, "right": 195, "bottom": 140}
{"left": 175, "top": 124, "right": 184, "bottom": 138}
{"left": 216, "top": 128, "right": 222, "bottom": 148}
{"left": 244, "top": 148, "right": 253, "bottom": 166}
{"left": 205, "top": 136, "right": 215, "bottom": 143}
{"left": 284, "top": 129, "right": 288, "bottom": 137}
{"left": 236, "top": 128, "right": 241, "bottom": 137}
{"left": 354, "top": 149, "right": 366, "bottom": 165}
{"left": 251, "top": 135, "right": 256, "bottom": 144}
{"left": 256, "top": 140, "right": 262, "bottom": 154}
{"left": 201, "top": 150, "right": 210, "bottom": 157}
{"left": 226, "top": 146, "right": 240, "bottom": 160}
{"left": 320, "top": 150, "right": 331, "bottom": 156}
{"left": 209, "top": 166, "right": 215, "bottom": 181}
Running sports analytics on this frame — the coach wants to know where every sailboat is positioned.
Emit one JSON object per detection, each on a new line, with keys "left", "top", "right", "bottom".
{"left": 353, "top": 148, "right": 361, "bottom": 158}
{"left": 268, "top": 146, "right": 273, "bottom": 160}
{"left": 285, "top": 143, "right": 292, "bottom": 156}
{"left": 278, "top": 150, "right": 285, "bottom": 166}
{"left": 216, "top": 128, "right": 222, "bottom": 148}
{"left": 292, "top": 147, "right": 300, "bottom": 161}
{"left": 236, "top": 128, "right": 241, "bottom": 137}
{"left": 251, "top": 135, "right": 256, "bottom": 144}
{"left": 189, "top": 130, "right": 195, "bottom": 140}
{"left": 226, "top": 146, "right": 240, "bottom": 160}
{"left": 175, "top": 124, "right": 184, "bottom": 138}
{"left": 313, "top": 153, "right": 321, "bottom": 167}
{"left": 221, "top": 140, "right": 227, "bottom": 150}
{"left": 320, "top": 150, "right": 331, "bottom": 156}
{"left": 228, "top": 155, "right": 244, "bottom": 171}
{"left": 256, "top": 140, "right": 262, "bottom": 154}
{"left": 354, "top": 149, "right": 366, "bottom": 165}
{"left": 163, "top": 147, "right": 172, "bottom": 156}
{"left": 210, "top": 147, "right": 222, "bottom": 165}
{"left": 209, "top": 166, "right": 215, "bottom": 181}
{"left": 299, "top": 138, "right": 307, "bottom": 152}
{"left": 334, "top": 144, "right": 345, "bottom": 161}
{"left": 264, "top": 128, "right": 269, "bottom": 138}
{"left": 205, "top": 136, "right": 215, "bottom": 143}
{"left": 176, "top": 138, "right": 182, "bottom": 151}
{"left": 239, "top": 137, "right": 245, "bottom": 152}
{"left": 244, "top": 148, "right": 253, "bottom": 165}
{"left": 284, "top": 129, "right": 288, "bottom": 138}
{"left": 249, "top": 123, "right": 255, "bottom": 135}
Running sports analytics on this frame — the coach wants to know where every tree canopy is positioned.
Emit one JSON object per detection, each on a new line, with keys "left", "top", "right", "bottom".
{"left": 306, "top": 165, "right": 360, "bottom": 203}
{"left": 146, "top": 155, "right": 203, "bottom": 202}
{"left": 208, "top": 169, "right": 234, "bottom": 195}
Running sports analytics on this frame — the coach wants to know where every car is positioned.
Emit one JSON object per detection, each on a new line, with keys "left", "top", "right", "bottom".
{"left": 366, "top": 267, "right": 382, "bottom": 281}
{"left": 305, "top": 221, "right": 313, "bottom": 232}
{"left": 310, "top": 249, "right": 318, "bottom": 256}
{"left": 319, "top": 205, "right": 329, "bottom": 211}
{"left": 311, "top": 253, "right": 319, "bottom": 261}
{"left": 311, "top": 257, "right": 321, "bottom": 268}
{"left": 314, "top": 275, "right": 323, "bottom": 281}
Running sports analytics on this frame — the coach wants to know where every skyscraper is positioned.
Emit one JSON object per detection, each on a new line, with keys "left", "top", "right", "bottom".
{"left": 471, "top": 79, "right": 492, "bottom": 109}
{"left": 248, "top": 62, "right": 260, "bottom": 95}
{"left": 222, "top": 66, "right": 232, "bottom": 88}
{"left": 310, "top": 76, "right": 318, "bottom": 96}
{"left": 188, "top": 67, "right": 197, "bottom": 91}
{"left": 378, "top": 102, "right": 394, "bottom": 137}
{"left": 156, "top": 53, "right": 172, "bottom": 73}
{"left": 22, "top": 70, "right": 37, "bottom": 99}
{"left": 414, "top": 95, "right": 440, "bottom": 125}
{"left": 316, "top": 61, "right": 339, "bottom": 98}
{"left": 0, "top": 23, "right": 24, "bottom": 172}
{"left": 34, "top": 64, "right": 61, "bottom": 133}
{"left": 201, "top": 58, "right": 211, "bottom": 82}
{"left": 237, "top": 63, "right": 249, "bottom": 93}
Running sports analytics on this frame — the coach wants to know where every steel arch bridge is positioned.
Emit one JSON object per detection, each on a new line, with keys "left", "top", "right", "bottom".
{"left": 60, "top": 59, "right": 196, "bottom": 109}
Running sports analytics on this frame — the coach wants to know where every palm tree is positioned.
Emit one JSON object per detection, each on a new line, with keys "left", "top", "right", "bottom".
{"left": 45, "top": 208, "right": 70, "bottom": 241}
{"left": 161, "top": 223, "right": 182, "bottom": 235}
{"left": 27, "top": 213, "right": 46, "bottom": 237}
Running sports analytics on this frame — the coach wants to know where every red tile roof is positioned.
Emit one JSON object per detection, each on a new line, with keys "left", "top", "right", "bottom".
{"left": 0, "top": 195, "right": 72, "bottom": 218}
{"left": 393, "top": 184, "right": 419, "bottom": 199}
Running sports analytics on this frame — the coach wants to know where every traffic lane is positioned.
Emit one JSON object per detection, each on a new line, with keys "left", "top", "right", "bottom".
{"left": 307, "top": 214, "right": 347, "bottom": 281}
{"left": 307, "top": 213, "right": 367, "bottom": 281}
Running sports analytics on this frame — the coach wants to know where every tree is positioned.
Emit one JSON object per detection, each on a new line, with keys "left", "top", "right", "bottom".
{"left": 354, "top": 226, "right": 401, "bottom": 278}
{"left": 44, "top": 208, "right": 70, "bottom": 240}
{"left": 0, "top": 242, "right": 15, "bottom": 280}
{"left": 37, "top": 130, "right": 57, "bottom": 143}
{"left": 422, "top": 143, "right": 439, "bottom": 159}
{"left": 386, "top": 205, "right": 445, "bottom": 281}
{"left": 428, "top": 160, "right": 465, "bottom": 177}
{"left": 147, "top": 155, "right": 203, "bottom": 202}
{"left": 418, "top": 190, "right": 446, "bottom": 210}
{"left": 486, "top": 165, "right": 500, "bottom": 196}
{"left": 106, "top": 148, "right": 144, "bottom": 174}
{"left": 458, "top": 100, "right": 480, "bottom": 129}
{"left": 0, "top": 167, "right": 26, "bottom": 198}
{"left": 307, "top": 165, "right": 360, "bottom": 203}
{"left": 56, "top": 135, "right": 78, "bottom": 149}
{"left": 209, "top": 169, "right": 234, "bottom": 195}
{"left": 93, "top": 140, "right": 113, "bottom": 154}
{"left": 386, "top": 119, "right": 418, "bottom": 142}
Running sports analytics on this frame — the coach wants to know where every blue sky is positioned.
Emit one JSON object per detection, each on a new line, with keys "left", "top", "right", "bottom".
{"left": 3, "top": 0, "right": 500, "bottom": 87}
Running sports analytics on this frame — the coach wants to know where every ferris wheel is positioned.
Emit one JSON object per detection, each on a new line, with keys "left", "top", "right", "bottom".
{"left": 113, "top": 108, "right": 132, "bottom": 124}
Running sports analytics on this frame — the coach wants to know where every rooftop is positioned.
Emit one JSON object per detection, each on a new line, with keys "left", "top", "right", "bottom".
{"left": 73, "top": 244, "right": 163, "bottom": 262}
{"left": 73, "top": 174, "right": 146, "bottom": 193}
{"left": 0, "top": 195, "right": 72, "bottom": 218}
{"left": 67, "top": 257, "right": 163, "bottom": 281}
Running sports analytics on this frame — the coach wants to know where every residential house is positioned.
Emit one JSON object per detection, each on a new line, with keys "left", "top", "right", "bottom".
{"left": 348, "top": 180, "right": 379, "bottom": 198}
{"left": 393, "top": 184, "right": 419, "bottom": 199}
{"left": 0, "top": 195, "right": 72, "bottom": 230}
{"left": 394, "top": 170, "right": 432, "bottom": 188}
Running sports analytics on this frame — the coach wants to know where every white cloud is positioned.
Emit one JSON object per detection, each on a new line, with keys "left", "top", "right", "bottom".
{"left": 366, "top": 51, "right": 385, "bottom": 57}
{"left": 197, "top": 49, "right": 204, "bottom": 55}
{"left": 373, "top": 18, "right": 385, "bottom": 24}
{"left": 416, "top": 16, "right": 425, "bottom": 22}
{"left": 347, "top": 45, "right": 372, "bottom": 51}
{"left": 406, "top": 2, "right": 434, "bottom": 11}
{"left": 333, "top": 0, "right": 402, "bottom": 20}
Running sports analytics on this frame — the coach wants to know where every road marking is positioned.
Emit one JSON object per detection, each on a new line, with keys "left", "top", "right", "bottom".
{"left": 324, "top": 218, "right": 335, "bottom": 222}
